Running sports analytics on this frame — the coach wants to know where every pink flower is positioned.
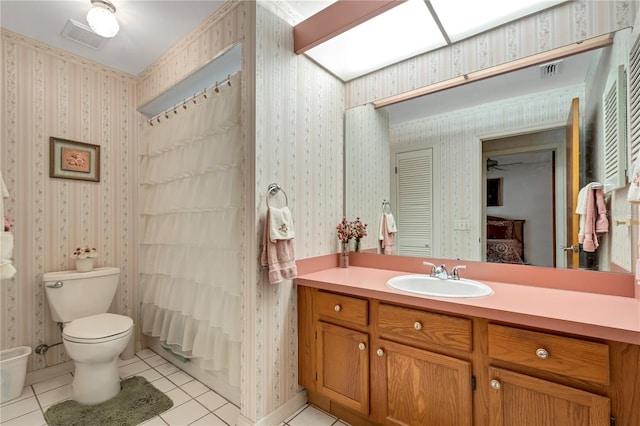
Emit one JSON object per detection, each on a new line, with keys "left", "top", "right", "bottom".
{"left": 72, "top": 246, "right": 98, "bottom": 259}
{"left": 352, "top": 217, "right": 367, "bottom": 239}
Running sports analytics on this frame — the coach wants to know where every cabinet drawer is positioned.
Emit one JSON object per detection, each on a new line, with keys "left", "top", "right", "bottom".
{"left": 377, "top": 304, "right": 472, "bottom": 352}
{"left": 314, "top": 291, "right": 368, "bottom": 327}
{"left": 488, "top": 324, "right": 609, "bottom": 385}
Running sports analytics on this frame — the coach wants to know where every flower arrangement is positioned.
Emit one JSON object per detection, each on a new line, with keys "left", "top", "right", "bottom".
{"left": 352, "top": 217, "right": 367, "bottom": 239}
{"left": 72, "top": 246, "right": 98, "bottom": 259}
{"left": 336, "top": 217, "right": 368, "bottom": 253}
{"left": 336, "top": 217, "right": 355, "bottom": 243}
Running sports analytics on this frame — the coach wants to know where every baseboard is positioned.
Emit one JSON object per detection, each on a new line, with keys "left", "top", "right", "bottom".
{"left": 25, "top": 361, "right": 74, "bottom": 386}
{"left": 236, "top": 389, "right": 308, "bottom": 426}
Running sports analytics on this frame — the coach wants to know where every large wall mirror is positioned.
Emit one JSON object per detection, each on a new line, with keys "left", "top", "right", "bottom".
{"left": 345, "top": 28, "right": 637, "bottom": 275}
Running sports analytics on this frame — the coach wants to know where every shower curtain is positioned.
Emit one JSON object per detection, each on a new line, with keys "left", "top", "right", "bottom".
{"left": 139, "top": 72, "right": 242, "bottom": 387}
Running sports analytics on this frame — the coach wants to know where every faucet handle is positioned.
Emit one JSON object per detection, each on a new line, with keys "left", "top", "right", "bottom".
{"left": 422, "top": 261, "right": 436, "bottom": 275}
{"left": 450, "top": 265, "right": 467, "bottom": 280}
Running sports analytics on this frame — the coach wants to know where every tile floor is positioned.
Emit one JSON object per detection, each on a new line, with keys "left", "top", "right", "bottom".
{"left": 0, "top": 348, "right": 348, "bottom": 426}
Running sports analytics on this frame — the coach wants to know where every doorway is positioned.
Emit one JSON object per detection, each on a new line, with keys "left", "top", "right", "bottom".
{"left": 482, "top": 128, "right": 566, "bottom": 267}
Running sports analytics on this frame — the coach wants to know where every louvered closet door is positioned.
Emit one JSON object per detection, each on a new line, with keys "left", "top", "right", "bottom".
{"left": 396, "top": 149, "right": 433, "bottom": 256}
{"left": 629, "top": 29, "right": 640, "bottom": 174}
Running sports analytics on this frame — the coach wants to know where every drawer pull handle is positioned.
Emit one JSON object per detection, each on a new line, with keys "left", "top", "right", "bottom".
{"left": 376, "top": 348, "right": 384, "bottom": 357}
{"left": 536, "top": 348, "right": 549, "bottom": 359}
{"left": 490, "top": 379, "right": 501, "bottom": 390}
{"left": 358, "top": 342, "right": 366, "bottom": 351}
{"left": 334, "top": 304, "right": 341, "bottom": 312}
{"left": 414, "top": 321, "right": 423, "bottom": 331}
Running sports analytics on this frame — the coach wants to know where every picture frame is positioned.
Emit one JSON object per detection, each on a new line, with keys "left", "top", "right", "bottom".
{"left": 49, "top": 137, "right": 100, "bottom": 182}
{"left": 487, "top": 178, "right": 502, "bottom": 207}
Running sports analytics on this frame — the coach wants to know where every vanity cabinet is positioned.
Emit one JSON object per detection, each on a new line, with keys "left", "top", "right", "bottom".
{"left": 372, "top": 303, "right": 473, "bottom": 425}
{"left": 486, "top": 323, "right": 612, "bottom": 426}
{"left": 487, "top": 367, "right": 610, "bottom": 425}
{"left": 311, "top": 291, "right": 370, "bottom": 415}
{"left": 298, "top": 286, "right": 640, "bottom": 426}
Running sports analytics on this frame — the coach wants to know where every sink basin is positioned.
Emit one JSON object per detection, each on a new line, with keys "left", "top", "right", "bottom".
{"left": 387, "top": 275, "right": 493, "bottom": 298}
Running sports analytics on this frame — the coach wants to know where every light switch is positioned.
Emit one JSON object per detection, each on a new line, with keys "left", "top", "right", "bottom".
{"left": 454, "top": 220, "right": 470, "bottom": 231}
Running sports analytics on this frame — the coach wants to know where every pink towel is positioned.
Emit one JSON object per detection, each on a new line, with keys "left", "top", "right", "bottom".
{"left": 261, "top": 210, "right": 297, "bottom": 284}
{"left": 582, "top": 187, "right": 608, "bottom": 252}
{"left": 380, "top": 214, "right": 396, "bottom": 255}
{"left": 594, "top": 188, "right": 608, "bottom": 233}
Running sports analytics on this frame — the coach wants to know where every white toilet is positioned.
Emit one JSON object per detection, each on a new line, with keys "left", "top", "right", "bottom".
{"left": 43, "top": 267, "right": 133, "bottom": 405}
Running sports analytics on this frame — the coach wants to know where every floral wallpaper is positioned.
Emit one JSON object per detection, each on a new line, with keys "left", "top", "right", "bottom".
{"left": 0, "top": 29, "right": 138, "bottom": 372}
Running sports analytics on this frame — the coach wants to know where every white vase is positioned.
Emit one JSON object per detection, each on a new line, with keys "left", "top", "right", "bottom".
{"left": 75, "top": 258, "right": 94, "bottom": 272}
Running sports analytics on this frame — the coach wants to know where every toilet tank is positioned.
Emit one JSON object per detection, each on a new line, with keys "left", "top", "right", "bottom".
{"left": 43, "top": 267, "right": 120, "bottom": 323}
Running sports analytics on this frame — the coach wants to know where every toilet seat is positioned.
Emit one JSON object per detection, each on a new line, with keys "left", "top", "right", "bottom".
{"left": 63, "top": 313, "right": 133, "bottom": 344}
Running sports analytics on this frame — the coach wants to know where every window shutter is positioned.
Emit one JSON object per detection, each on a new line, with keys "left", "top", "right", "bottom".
{"left": 603, "top": 64, "right": 627, "bottom": 190}
{"left": 628, "top": 30, "right": 640, "bottom": 175}
{"left": 396, "top": 149, "right": 433, "bottom": 256}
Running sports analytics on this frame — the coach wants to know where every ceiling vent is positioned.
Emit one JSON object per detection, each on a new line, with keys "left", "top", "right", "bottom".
{"left": 61, "top": 19, "right": 106, "bottom": 49}
{"left": 539, "top": 60, "right": 562, "bottom": 78}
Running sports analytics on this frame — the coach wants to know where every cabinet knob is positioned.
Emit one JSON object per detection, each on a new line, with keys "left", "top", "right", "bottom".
{"left": 490, "top": 379, "right": 501, "bottom": 390}
{"left": 536, "top": 348, "right": 549, "bottom": 359}
{"left": 413, "top": 321, "right": 423, "bottom": 331}
{"left": 376, "top": 348, "right": 384, "bottom": 357}
{"left": 358, "top": 342, "right": 366, "bottom": 351}
{"left": 334, "top": 304, "right": 341, "bottom": 312}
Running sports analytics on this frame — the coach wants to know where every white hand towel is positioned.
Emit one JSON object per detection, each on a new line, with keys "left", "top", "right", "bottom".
{"left": 628, "top": 158, "right": 640, "bottom": 203}
{"left": 268, "top": 206, "right": 295, "bottom": 242}
{"left": 1, "top": 232, "right": 16, "bottom": 279}
{"left": 576, "top": 183, "right": 600, "bottom": 243}
{"left": 385, "top": 213, "right": 397, "bottom": 233}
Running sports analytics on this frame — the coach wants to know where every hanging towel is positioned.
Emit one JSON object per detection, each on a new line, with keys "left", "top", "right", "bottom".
{"left": 628, "top": 157, "right": 640, "bottom": 203}
{"left": 1, "top": 170, "right": 16, "bottom": 279}
{"left": 261, "top": 210, "right": 297, "bottom": 284}
{"left": 268, "top": 206, "right": 295, "bottom": 242}
{"left": 578, "top": 182, "right": 608, "bottom": 252}
{"left": 594, "top": 188, "right": 608, "bottom": 234}
{"left": 379, "top": 213, "right": 396, "bottom": 255}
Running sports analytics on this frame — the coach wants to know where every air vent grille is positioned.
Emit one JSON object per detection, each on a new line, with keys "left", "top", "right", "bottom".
{"left": 61, "top": 19, "right": 105, "bottom": 49}
{"left": 539, "top": 60, "right": 562, "bottom": 78}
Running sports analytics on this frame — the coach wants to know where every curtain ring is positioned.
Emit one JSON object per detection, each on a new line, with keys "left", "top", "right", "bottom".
{"left": 227, "top": 74, "right": 232, "bottom": 86}
{"left": 203, "top": 87, "right": 207, "bottom": 99}
{"left": 183, "top": 101, "right": 187, "bottom": 110}
{"left": 214, "top": 82, "right": 220, "bottom": 93}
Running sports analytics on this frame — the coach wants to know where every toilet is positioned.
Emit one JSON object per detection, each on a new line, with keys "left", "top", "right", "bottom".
{"left": 43, "top": 267, "right": 133, "bottom": 405}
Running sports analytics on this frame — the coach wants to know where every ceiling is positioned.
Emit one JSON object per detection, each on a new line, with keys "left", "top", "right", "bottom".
{"left": 0, "top": 1, "right": 335, "bottom": 76}
{"left": 0, "top": 0, "right": 597, "bottom": 123}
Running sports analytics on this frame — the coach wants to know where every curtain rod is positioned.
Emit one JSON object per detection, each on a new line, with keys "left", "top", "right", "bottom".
{"left": 147, "top": 70, "right": 240, "bottom": 126}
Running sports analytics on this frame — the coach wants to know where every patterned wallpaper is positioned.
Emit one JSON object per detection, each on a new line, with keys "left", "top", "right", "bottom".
{"left": 0, "top": 29, "right": 138, "bottom": 372}
{"left": 346, "top": 0, "right": 638, "bottom": 109}
{"left": 345, "top": 104, "right": 389, "bottom": 252}
{"left": 253, "top": 1, "right": 344, "bottom": 420}
{"left": 390, "top": 85, "right": 585, "bottom": 261}
{"left": 135, "top": 1, "right": 344, "bottom": 422}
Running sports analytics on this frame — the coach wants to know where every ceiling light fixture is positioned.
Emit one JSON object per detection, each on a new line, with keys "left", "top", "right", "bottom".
{"left": 86, "top": 0, "right": 119, "bottom": 38}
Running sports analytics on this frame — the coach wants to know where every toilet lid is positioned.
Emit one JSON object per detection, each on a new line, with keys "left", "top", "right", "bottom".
{"left": 63, "top": 313, "right": 133, "bottom": 340}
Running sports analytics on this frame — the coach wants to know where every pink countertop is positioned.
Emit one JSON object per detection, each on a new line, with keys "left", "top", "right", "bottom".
{"left": 296, "top": 265, "right": 640, "bottom": 345}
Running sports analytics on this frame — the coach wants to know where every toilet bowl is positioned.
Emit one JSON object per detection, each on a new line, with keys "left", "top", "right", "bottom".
{"left": 62, "top": 313, "right": 133, "bottom": 405}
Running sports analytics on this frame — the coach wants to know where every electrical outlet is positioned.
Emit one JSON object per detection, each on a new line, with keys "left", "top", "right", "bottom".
{"left": 454, "top": 220, "right": 470, "bottom": 231}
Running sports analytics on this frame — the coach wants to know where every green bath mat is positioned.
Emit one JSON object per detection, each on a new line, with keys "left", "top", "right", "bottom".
{"left": 44, "top": 376, "right": 173, "bottom": 426}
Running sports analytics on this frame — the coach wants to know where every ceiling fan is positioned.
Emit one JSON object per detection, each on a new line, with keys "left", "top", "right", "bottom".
{"left": 486, "top": 158, "right": 523, "bottom": 171}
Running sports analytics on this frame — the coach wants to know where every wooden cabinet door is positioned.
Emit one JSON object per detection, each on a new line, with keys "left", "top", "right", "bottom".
{"left": 372, "top": 339, "right": 472, "bottom": 426}
{"left": 488, "top": 367, "right": 610, "bottom": 426}
{"left": 316, "top": 322, "right": 369, "bottom": 414}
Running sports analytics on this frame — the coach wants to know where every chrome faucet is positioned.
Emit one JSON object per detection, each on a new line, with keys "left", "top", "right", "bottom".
{"left": 423, "top": 261, "right": 467, "bottom": 280}
{"left": 450, "top": 265, "right": 467, "bottom": 280}
{"left": 422, "top": 261, "right": 437, "bottom": 276}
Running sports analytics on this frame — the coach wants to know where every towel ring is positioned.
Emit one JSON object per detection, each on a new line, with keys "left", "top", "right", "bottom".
{"left": 382, "top": 200, "right": 392, "bottom": 214}
{"left": 267, "top": 183, "right": 288, "bottom": 208}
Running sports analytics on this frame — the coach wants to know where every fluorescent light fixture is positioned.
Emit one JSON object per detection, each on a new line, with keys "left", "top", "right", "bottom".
{"left": 87, "top": 0, "right": 119, "bottom": 38}
{"left": 430, "top": 0, "right": 568, "bottom": 42}
{"left": 305, "top": 0, "right": 446, "bottom": 81}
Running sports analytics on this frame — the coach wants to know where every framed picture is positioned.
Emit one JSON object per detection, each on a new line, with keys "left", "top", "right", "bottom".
{"left": 487, "top": 178, "right": 502, "bottom": 207}
{"left": 49, "top": 137, "right": 100, "bottom": 182}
